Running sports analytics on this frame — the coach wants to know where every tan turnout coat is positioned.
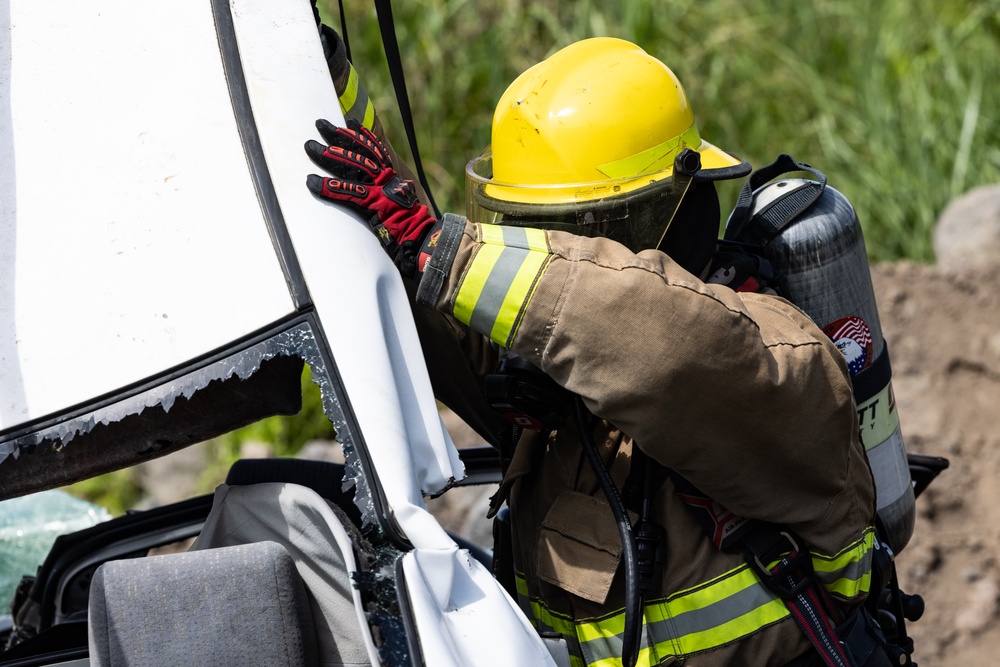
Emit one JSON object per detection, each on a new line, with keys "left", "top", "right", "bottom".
{"left": 411, "top": 215, "right": 877, "bottom": 666}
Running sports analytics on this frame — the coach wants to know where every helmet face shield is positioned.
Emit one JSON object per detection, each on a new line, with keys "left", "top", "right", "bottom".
{"left": 466, "top": 150, "right": 694, "bottom": 253}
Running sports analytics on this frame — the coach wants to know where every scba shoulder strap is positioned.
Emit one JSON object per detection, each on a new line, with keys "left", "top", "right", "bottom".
{"left": 708, "top": 154, "right": 829, "bottom": 299}
{"left": 725, "top": 153, "right": 828, "bottom": 246}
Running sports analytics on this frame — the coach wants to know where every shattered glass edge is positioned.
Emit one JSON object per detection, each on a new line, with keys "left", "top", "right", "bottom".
{"left": 0, "top": 322, "right": 376, "bottom": 525}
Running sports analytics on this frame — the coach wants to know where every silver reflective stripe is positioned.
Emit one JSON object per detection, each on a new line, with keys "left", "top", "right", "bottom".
{"left": 344, "top": 84, "right": 371, "bottom": 126}
{"left": 498, "top": 225, "right": 534, "bottom": 249}
{"left": 815, "top": 557, "right": 865, "bottom": 589}
{"left": 466, "top": 227, "right": 539, "bottom": 341}
{"left": 578, "top": 583, "right": 784, "bottom": 665}
{"left": 651, "top": 580, "right": 779, "bottom": 646}
{"left": 339, "top": 64, "right": 374, "bottom": 129}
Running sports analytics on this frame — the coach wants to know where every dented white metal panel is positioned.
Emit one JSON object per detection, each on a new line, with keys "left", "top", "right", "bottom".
{"left": 227, "top": 0, "right": 465, "bottom": 535}
{"left": 402, "top": 548, "right": 558, "bottom": 666}
{"left": 0, "top": 1, "right": 295, "bottom": 430}
{"left": 224, "top": 4, "right": 549, "bottom": 661}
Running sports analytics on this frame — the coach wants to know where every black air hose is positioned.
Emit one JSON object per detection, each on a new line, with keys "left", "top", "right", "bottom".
{"left": 574, "top": 396, "right": 642, "bottom": 667}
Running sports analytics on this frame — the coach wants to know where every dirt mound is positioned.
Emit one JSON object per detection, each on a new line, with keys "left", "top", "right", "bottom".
{"left": 872, "top": 261, "right": 1000, "bottom": 664}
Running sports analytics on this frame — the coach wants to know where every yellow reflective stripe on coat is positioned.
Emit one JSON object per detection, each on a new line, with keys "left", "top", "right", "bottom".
{"left": 579, "top": 564, "right": 789, "bottom": 666}
{"left": 338, "top": 63, "right": 375, "bottom": 130}
{"left": 812, "top": 527, "right": 875, "bottom": 600}
{"left": 515, "top": 527, "right": 874, "bottom": 666}
{"left": 452, "top": 225, "right": 551, "bottom": 347}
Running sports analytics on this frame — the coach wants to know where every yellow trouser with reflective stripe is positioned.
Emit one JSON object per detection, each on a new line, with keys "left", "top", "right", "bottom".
{"left": 517, "top": 528, "right": 874, "bottom": 667}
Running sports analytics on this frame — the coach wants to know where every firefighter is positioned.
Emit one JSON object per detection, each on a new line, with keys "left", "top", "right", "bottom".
{"left": 306, "top": 37, "right": 882, "bottom": 667}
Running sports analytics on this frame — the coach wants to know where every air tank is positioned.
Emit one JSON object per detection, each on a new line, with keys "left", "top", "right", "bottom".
{"left": 728, "top": 178, "right": 915, "bottom": 554}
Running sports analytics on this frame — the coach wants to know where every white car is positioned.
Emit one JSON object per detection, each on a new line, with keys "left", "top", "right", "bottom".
{"left": 0, "top": 2, "right": 557, "bottom": 665}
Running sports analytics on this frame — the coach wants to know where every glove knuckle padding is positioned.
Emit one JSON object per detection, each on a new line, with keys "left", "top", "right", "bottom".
{"left": 305, "top": 117, "right": 435, "bottom": 278}
{"left": 321, "top": 178, "right": 367, "bottom": 200}
{"left": 382, "top": 178, "right": 417, "bottom": 209}
{"left": 361, "top": 155, "right": 380, "bottom": 174}
{"left": 355, "top": 126, "right": 390, "bottom": 165}
{"left": 310, "top": 145, "right": 377, "bottom": 184}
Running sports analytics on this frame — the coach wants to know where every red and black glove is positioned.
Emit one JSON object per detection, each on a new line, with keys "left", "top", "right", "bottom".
{"left": 305, "top": 118, "right": 440, "bottom": 278}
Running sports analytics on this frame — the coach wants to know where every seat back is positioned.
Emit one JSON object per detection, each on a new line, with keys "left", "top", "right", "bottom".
{"left": 88, "top": 541, "right": 317, "bottom": 667}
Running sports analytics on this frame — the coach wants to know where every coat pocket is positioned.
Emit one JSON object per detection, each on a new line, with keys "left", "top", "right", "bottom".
{"left": 536, "top": 491, "right": 635, "bottom": 604}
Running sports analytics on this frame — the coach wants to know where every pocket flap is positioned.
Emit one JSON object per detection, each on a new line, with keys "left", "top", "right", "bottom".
{"left": 536, "top": 491, "right": 635, "bottom": 604}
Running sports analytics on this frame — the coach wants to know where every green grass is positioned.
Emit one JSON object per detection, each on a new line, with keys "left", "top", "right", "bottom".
{"left": 322, "top": 0, "right": 1000, "bottom": 262}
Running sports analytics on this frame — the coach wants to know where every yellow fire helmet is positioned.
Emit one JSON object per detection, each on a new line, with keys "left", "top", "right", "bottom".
{"left": 466, "top": 37, "right": 749, "bottom": 260}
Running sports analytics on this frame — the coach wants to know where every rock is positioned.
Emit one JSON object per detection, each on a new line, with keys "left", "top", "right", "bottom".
{"left": 934, "top": 184, "right": 1000, "bottom": 270}
{"left": 955, "top": 578, "right": 1000, "bottom": 636}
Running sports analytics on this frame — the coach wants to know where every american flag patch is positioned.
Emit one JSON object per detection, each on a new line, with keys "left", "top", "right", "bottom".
{"left": 823, "top": 316, "right": 873, "bottom": 376}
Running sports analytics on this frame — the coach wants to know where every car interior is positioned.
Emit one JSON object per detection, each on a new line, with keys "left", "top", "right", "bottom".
{"left": 0, "top": 451, "right": 500, "bottom": 667}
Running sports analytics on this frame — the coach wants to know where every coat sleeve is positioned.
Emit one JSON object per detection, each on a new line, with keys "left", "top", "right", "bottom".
{"left": 417, "top": 216, "right": 876, "bottom": 550}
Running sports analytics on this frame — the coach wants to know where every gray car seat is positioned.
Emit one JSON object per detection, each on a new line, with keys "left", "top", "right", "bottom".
{"left": 188, "top": 482, "right": 375, "bottom": 667}
{"left": 87, "top": 541, "right": 317, "bottom": 666}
